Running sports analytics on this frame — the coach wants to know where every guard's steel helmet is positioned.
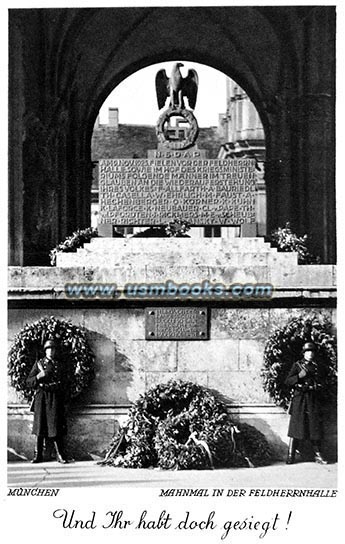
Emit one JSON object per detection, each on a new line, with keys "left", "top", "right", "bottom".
{"left": 43, "top": 339, "right": 56, "bottom": 350}
{"left": 302, "top": 341, "right": 316, "bottom": 352}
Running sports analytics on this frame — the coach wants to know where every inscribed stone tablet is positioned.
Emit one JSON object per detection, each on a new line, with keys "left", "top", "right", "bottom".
{"left": 145, "top": 307, "right": 209, "bottom": 340}
{"left": 99, "top": 158, "right": 256, "bottom": 226}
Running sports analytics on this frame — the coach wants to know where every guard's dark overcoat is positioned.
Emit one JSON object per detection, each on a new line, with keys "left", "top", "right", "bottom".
{"left": 26, "top": 357, "right": 67, "bottom": 438}
{"left": 285, "top": 360, "right": 325, "bottom": 440}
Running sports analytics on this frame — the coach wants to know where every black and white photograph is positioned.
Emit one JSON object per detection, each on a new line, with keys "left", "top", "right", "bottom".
{"left": 4, "top": 2, "right": 343, "bottom": 543}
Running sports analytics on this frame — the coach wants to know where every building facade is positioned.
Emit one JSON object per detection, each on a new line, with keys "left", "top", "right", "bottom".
{"left": 218, "top": 79, "right": 266, "bottom": 236}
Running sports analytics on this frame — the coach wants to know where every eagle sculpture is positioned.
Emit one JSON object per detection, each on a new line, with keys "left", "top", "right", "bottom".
{"left": 155, "top": 63, "right": 199, "bottom": 110}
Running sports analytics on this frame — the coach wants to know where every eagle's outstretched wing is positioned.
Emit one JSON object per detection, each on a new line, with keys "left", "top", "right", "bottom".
{"left": 155, "top": 69, "right": 169, "bottom": 110}
{"left": 183, "top": 69, "right": 198, "bottom": 110}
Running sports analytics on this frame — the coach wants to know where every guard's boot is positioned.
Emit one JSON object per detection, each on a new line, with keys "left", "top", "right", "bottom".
{"left": 53, "top": 438, "right": 68, "bottom": 464}
{"left": 31, "top": 436, "right": 44, "bottom": 463}
{"left": 286, "top": 438, "right": 296, "bottom": 465}
{"left": 312, "top": 442, "right": 328, "bottom": 465}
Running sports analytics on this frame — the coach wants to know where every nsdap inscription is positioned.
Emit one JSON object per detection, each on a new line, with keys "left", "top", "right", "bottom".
{"left": 99, "top": 158, "right": 256, "bottom": 226}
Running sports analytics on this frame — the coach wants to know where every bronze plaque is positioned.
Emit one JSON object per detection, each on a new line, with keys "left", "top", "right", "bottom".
{"left": 145, "top": 307, "right": 209, "bottom": 340}
{"left": 99, "top": 157, "right": 256, "bottom": 226}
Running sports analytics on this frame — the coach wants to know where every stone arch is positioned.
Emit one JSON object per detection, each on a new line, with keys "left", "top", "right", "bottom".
{"left": 75, "top": 7, "right": 287, "bottom": 142}
{"left": 9, "top": 6, "right": 335, "bottom": 264}
{"left": 73, "top": 7, "right": 299, "bottom": 254}
{"left": 85, "top": 52, "right": 272, "bottom": 146}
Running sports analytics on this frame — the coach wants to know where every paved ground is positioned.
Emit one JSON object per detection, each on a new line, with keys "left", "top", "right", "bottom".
{"left": 8, "top": 460, "right": 337, "bottom": 488}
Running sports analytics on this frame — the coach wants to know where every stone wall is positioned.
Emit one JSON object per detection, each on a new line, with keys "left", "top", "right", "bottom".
{"left": 8, "top": 237, "right": 337, "bottom": 462}
{"left": 8, "top": 305, "right": 337, "bottom": 462}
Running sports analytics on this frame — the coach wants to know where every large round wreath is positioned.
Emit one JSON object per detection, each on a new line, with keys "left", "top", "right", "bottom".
{"left": 8, "top": 316, "right": 95, "bottom": 402}
{"left": 261, "top": 313, "right": 337, "bottom": 410}
{"left": 101, "top": 379, "right": 272, "bottom": 470}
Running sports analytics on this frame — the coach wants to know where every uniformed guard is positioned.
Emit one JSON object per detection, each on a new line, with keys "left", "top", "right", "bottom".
{"left": 285, "top": 341, "right": 327, "bottom": 465}
{"left": 26, "top": 338, "right": 68, "bottom": 463}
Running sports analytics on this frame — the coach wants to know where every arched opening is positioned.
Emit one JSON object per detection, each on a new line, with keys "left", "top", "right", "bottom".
{"left": 8, "top": 7, "right": 335, "bottom": 264}
{"left": 90, "top": 61, "right": 266, "bottom": 238}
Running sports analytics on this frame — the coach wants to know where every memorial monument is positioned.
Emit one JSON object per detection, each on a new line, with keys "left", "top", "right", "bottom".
{"left": 9, "top": 61, "right": 336, "bottom": 461}
{"left": 98, "top": 62, "right": 256, "bottom": 236}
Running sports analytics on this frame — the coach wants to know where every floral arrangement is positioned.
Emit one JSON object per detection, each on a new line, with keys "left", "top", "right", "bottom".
{"left": 101, "top": 379, "right": 272, "bottom": 470}
{"left": 131, "top": 227, "right": 169, "bottom": 238}
{"left": 164, "top": 219, "right": 191, "bottom": 237}
{"left": 261, "top": 314, "right": 337, "bottom": 410}
{"left": 49, "top": 227, "right": 125, "bottom": 265}
{"left": 131, "top": 219, "right": 191, "bottom": 238}
{"left": 269, "top": 222, "right": 320, "bottom": 264}
{"left": 49, "top": 227, "right": 99, "bottom": 265}
{"left": 155, "top": 412, "right": 210, "bottom": 470}
{"left": 8, "top": 316, "right": 95, "bottom": 402}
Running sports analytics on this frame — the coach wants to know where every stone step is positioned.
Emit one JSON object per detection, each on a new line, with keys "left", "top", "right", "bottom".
{"left": 87, "top": 237, "right": 272, "bottom": 249}
{"left": 8, "top": 263, "right": 336, "bottom": 293}
{"left": 7, "top": 460, "right": 338, "bottom": 489}
{"left": 56, "top": 250, "right": 298, "bottom": 268}
{"left": 55, "top": 237, "right": 299, "bottom": 267}
{"left": 76, "top": 251, "right": 262, "bottom": 261}
{"left": 74, "top": 238, "right": 276, "bottom": 257}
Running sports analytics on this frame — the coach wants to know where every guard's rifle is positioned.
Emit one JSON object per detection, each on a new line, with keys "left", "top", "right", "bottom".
{"left": 97, "top": 429, "right": 125, "bottom": 465}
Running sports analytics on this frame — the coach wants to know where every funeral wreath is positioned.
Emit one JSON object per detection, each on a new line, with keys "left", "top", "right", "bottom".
{"left": 100, "top": 379, "right": 272, "bottom": 470}
{"left": 8, "top": 316, "right": 95, "bottom": 402}
{"left": 261, "top": 313, "right": 337, "bottom": 410}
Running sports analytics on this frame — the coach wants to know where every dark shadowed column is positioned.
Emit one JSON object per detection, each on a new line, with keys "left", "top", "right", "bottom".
{"left": 300, "top": 8, "right": 336, "bottom": 263}
{"left": 8, "top": 17, "right": 25, "bottom": 266}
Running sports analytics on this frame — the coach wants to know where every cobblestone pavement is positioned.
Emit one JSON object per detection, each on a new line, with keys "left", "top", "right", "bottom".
{"left": 8, "top": 460, "right": 337, "bottom": 489}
